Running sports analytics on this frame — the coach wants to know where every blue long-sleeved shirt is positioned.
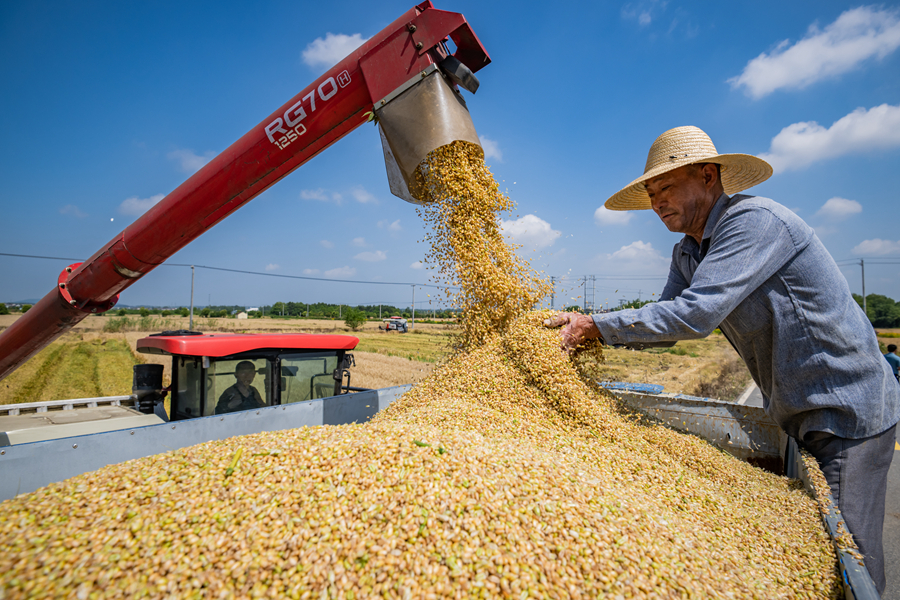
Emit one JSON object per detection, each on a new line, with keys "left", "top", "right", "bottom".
{"left": 591, "top": 193, "right": 900, "bottom": 441}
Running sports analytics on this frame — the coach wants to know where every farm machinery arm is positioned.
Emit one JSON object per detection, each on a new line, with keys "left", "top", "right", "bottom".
{"left": 0, "top": 2, "right": 490, "bottom": 382}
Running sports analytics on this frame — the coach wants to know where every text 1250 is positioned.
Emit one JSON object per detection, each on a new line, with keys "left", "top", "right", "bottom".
{"left": 265, "top": 76, "right": 342, "bottom": 149}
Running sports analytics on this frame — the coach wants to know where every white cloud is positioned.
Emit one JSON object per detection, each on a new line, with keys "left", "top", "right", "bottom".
{"left": 119, "top": 193, "right": 165, "bottom": 216}
{"left": 59, "top": 204, "right": 87, "bottom": 218}
{"left": 594, "top": 206, "right": 635, "bottom": 226}
{"left": 729, "top": 6, "right": 900, "bottom": 99}
{"left": 852, "top": 239, "right": 900, "bottom": 255}
{"left": 350, "top": 186, "right": 378, "bottom": 204}
{"left": 325, "top": 266, "right": 356, "bottom": 278}
{"left": 479, "top": 136, "right": 502, "bottom": 161}
{"left": 354, "top": 250, "right": 387, "bottom": 262}
{"left": 352, "top": 237, "right": 366, "bottom": 247}
{"left": 410, "top": 261, "right": 424, "bottom": 270}
{"left": 378, "top": 219, "right": 402, "bottom": 232}
{"left": 300, "top": 188, "right": 342, "bottom": 204}
{"left": 815, "top": 197, "right": 862, "bottom": 219}
{"left": 759, "top": 103, "right": 900, "bottom": 171}
{"left": 609, "top": 240, "right": 665, "bottom": 262}
{"left": 500, "top": 215, "right": 561, "bottom": 249}
{"left": 264, "top": 264, "right": 280, "bottom": 272}
{"left": 302, "top": 33, "right": 368, "bottom": 70}
{"left": 168, "top": 149, "right": 215, "bottom": 174}
{"left": 320, "top": 240, "right": 334, "bottom": 249}
{"left": 302, "top": 268, "right": 320, "bottom": 275}
{"left": 621, "top": 1, "right": 666, "bottom": 27}
{"left": 594, "top": 241, "right": 669, "bottom": 274}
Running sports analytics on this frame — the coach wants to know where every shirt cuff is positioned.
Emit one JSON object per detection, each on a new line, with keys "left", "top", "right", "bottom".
{"left": 590, "top": 313, "right": 616, "bottom": 345}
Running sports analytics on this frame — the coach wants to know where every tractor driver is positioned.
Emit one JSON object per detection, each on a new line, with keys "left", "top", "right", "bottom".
{"left": 215, "top": 361, "right": 266, "bottom": 414}
{"left": 544, "top": 126, "right": 900, "bottom": 594}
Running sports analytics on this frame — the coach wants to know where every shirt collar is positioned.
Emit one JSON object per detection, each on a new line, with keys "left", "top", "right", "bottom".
{"left": 701, "top": 192, "right": 732, "bottom": 243}
{"left": 679, "top": 192, "right": 731, "bottom": 260}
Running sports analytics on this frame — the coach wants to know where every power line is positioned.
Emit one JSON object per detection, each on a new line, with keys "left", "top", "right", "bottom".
{"left": 0, "top": 252, "right": 83, "bottom": 262}
{"left": 0, "top": 252, "right": 457, "bottom": 291}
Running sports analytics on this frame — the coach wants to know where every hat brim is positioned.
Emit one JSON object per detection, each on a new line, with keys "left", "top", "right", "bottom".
{"left": 604, "top": 153, "right": 773, "bottom": 211}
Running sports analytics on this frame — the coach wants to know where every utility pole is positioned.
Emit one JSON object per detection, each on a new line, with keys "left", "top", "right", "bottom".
{"left": 189, "top": 265, "right": 195, "bottom": 330}
{"left": 411, "top": 285, "right": 416, "bottom": 329}
{"left": 339, "top": 304, "right": 342, "bottom": 319}
{"left": 550, "top": 276, "right": 556, "bottom": 309}
{"left": 860, "top": 259, "right": 867, "bottom": 316}
{"left": 582, "top": 276, "right": 587, "bottom": 312}
{"left": 306, "top": 304, "right": 309, "bottom": 318}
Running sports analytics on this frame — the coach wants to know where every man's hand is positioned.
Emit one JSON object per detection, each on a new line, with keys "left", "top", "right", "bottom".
{"left": 543, "top": 312, "right": 603, "bottom": 355}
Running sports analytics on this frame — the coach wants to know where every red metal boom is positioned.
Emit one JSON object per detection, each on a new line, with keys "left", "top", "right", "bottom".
{"left": 0, "top": 2, "right": 490, "bottom": 381}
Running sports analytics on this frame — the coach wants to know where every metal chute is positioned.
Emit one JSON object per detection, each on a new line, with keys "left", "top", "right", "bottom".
{"left": 376, "top": 65, "right": 482, "bottom": 204}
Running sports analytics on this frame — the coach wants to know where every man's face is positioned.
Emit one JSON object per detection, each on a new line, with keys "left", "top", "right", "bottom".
{"left": 644, "top": 165, "right": 715, "bottom": 239}
{"left": 236, "top": 367, "right": 256, "bottom": 386}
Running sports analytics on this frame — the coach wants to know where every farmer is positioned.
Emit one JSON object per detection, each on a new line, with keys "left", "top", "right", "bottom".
{"left": 215, "top": 360, "right": 266, "bottom": 414}
{"left": 546, "top": 126, "right": 900, "bottom": 593}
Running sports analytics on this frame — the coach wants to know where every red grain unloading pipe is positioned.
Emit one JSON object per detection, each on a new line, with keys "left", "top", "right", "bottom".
{"left": 0, "top": 2, "right": 490, "bottom": 381}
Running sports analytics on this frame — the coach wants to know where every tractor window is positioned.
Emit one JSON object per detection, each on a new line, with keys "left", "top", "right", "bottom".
{"left": 174, "top": 358, "right": 203, "bottom": 419}
{"left": 280, "top": 353, "right": 339, "bottom": 404}
{"left": 207, "top": 358, "right": 270, "bottom": 416}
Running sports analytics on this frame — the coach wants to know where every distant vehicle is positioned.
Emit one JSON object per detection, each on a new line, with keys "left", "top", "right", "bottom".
{"left": 379, "top": 316, "right": 408, "bottom": 333}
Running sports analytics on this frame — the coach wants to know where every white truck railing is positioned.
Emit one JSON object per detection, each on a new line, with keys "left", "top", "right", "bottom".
{"left": 0, "top": 395, "right": 138, "bottom": 416}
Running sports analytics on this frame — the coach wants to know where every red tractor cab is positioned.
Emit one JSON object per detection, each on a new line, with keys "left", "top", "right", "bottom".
{"left": 134, "top": 331, "right": 360, "bottom": 420}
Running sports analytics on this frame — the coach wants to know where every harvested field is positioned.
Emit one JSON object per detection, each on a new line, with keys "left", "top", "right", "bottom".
{"left": 600, "top": 333, "right": 753, "bottom": 400}
{"left": 344, "top": 351, "right": 435, "bottom": 390}
{"left": 0, "top": 318, "right": 749, "bottom": 402}
{"left": 0, "top": 335, "right": 141, "bottom": 406}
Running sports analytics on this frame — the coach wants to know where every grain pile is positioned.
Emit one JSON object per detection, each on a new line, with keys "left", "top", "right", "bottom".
{"left": 0, "top": 141, "right": 841, "bottom": 599}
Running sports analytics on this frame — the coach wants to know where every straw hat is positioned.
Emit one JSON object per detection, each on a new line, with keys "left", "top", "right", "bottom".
{"left": 605, "top": 126, "right": 773, "bottom": 210}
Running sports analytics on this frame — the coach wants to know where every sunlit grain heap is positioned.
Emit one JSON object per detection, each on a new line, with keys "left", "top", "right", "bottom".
{"left": 0, "top": 141, "right": 841, "bottom": 599}
{"left": 414, "top": 141, "right": 553, "bottom": 350}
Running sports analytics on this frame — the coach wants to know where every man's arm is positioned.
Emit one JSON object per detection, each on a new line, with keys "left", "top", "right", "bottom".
{"left": 214, "top": 390, "right": 233, "bottom": 415}
{"left": 591, "top": 203, "right": 804, "bottom": 346}
{"left": 604, "top": 246, "right": 690, "bottom": 349}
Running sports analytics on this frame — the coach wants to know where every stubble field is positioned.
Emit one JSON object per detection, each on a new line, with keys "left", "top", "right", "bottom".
{"left": 0, "top": 313, "right": 751, "bottom": 406}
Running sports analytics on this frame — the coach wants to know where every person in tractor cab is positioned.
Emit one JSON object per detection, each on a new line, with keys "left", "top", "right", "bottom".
{"left": 215, "top": 361, "right": 266, "bottom": 414}
{"left": 545, "top": 126, "right": 900, "bottom": 593}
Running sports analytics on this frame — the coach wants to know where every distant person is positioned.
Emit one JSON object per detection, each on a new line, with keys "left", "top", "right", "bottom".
{"left": 545, "top": 126, "right": 899, "bottom": 593}
{"left": 886, "top": 344, "right": 900, "bottom": 383}
{"left": 215, "top": 361, "right": 265, "bottom": 414}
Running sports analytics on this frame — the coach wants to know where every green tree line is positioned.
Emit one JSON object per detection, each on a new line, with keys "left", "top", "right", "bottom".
{"left": 257, "top": 302, "right": 456, "bottom": 320}
{"left": 853, "top": 294, "right": 900, "bottom": 328}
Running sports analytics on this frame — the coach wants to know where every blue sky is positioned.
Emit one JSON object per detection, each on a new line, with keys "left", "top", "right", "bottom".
{"left": 1, "top": 0, "right": 899, "bottom": 311}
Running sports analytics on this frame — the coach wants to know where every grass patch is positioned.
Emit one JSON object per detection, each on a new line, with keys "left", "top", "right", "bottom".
{"left": 0, "top": 342, "right": 69, "bottom": 405}
{"left": 354, "top": 330, "right": 451, "bottom": 363}
{"left": 97, "top": 339, "right": 141, "bottom": 396}
{"left": 103, "top": 316, "right": 184, "bottom": 333}
{"left": 688, "top": 353, "right": 751, "bottom": 401}
{"left": 1, "top": 335, "right": 141, "bottom": 405}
